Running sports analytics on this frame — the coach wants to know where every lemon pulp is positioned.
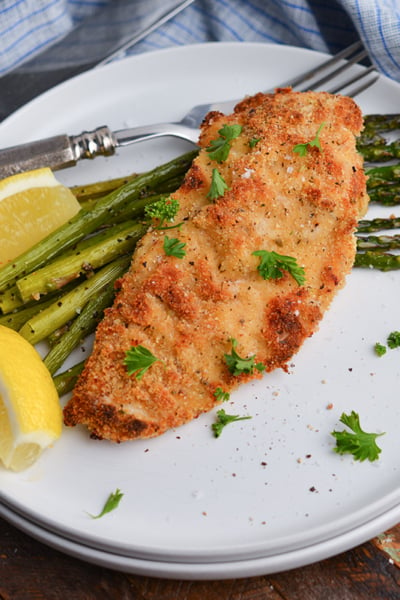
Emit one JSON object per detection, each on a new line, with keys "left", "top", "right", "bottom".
{"left": 0, "top": 325, "right": 62, "bottom": 471}
{"left": 0, "top": 167, "right": 81, "bottom": 265}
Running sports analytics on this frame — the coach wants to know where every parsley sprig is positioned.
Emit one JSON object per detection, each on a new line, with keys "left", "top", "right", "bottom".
{"left": 224, "top": 338, "right": 265, "bottom": 376}
{"left": 331, "top": 411, "right": 385, "bottom": 462}
{"left": 88, "top": 488, "right": 124, "bottom": 519}
{"left": 214, "top": 387, "right": 230, "bottom": 402}
{"left": 124, "top": 345, "right": 159, "bottom": 379}
{"left": 212, "top": 408, "right": 252, "bottom": 437}
{"left": 206, "top": 124, "right": 242, "bottom": 163}
{"left": 252, "top": 250, "right": 305, "bottom": 285}
{"left": 163, "top": 236, "right": 186, "bottom": 258}
{"left": 293, "top": 122, "right": 325, "bottom": 157}
{"left": 144, "top": 196, "right": 180, "bottom": 229}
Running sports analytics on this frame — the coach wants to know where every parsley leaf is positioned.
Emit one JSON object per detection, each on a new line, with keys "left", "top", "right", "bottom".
{"left": 331, "top": 411, "right": 385, "bottom": 462}
{"left": 207, "top": 168, "right": 229, "bottom": 200}
{"left": 214, "top": 387, "right": 230, "bottom": 402}
{"left": 124, "top": 345, "right": 158, "bottom": 379}
{"left": 163, "top": 236, "right": 186, "bottom": 258}
{"left": 387, "top": 330, "right": 400, "bottom": 349}
{"left": 293, "top": 122, "right": 325, "bottom": 157}
{"left": 206, "top": 124, "right": 242, "bottom": 162}
{"left": 224, "top": 338, "right": 265, "bottom": 376}
{"left": 252, "top": 249, "right": 305, "bottom": 285}
{"left": 212, "top": 408, "right": 252, "bottom": 438}
{"left": 144, "top": 196, "right": 180, "bottom": 229}
{"left": 89, "top": 488, "right": 124, "bottom": 519}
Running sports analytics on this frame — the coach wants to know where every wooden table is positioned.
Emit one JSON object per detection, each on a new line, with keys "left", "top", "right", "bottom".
{"left": 1, "top": 517, "right": 400, "bottom": 599}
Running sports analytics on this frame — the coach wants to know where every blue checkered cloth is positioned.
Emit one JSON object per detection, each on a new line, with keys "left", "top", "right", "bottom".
{"left": 1, "top": 0, "right": 400, "bottom": 81}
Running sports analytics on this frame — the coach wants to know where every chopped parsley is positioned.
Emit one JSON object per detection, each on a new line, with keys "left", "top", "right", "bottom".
{"left": 124, "top": 345, "right": 159, "bottom": 379}
{"left": 387, "top": 330, "right": 400, "bottom": 349}
{"left": 207, "top": 168, "right": 229, "bottom": 200}
{"left": 163, "top": 235, "right": 186, "bottom": 258}
{"left": 249, "top": 137, "right": 261, "bottom": 148}
{"left": 252, "top": 249, "right": 305, "bottom": 285}
{"left": 293, "top": 122, "right": 325, "bottom": 157}
{"left": 224, "top": 338, "right": 265, "bottom": 376}
{"left": 212, "top": 408, "right": 252, "bottom": 438}
{"left": 374, "top": 342, "right": 387, "bottom": 357}
{"left": 144, "top": 196, "right": 180, "bottom": 229}
{"left": 88, "top": 488, "right": 124, "bottom": 519}
{"left": 374, "top": 330, "right": 400, "bottom": 356}
{"left": 331, "top": 411, "right": 385, "bottom": 462}
{"left": 214, "top": 387, "right": 230, "bottom": 402}
{"left": 206, "top": 124, "right": 242, "bottom": 163}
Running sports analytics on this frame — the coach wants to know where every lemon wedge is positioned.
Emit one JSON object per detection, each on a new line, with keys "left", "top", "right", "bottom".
{"left": 0, "top": 168, "right": 81, "bottom": 265}
{"left": 0, "top": 325, "right": 62, "bottom": 471}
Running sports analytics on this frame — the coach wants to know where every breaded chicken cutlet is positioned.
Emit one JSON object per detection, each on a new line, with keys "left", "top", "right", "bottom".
{"left": 63, "top": 88, "right": 368, "bottom": 442}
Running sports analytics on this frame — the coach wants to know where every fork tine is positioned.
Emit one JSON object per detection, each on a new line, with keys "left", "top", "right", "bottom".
{"left": 297, "top": 48, "right": 368, "bottom": 91}
{"left": 277, "top": 40, "right": 378, "bottom": 99}
{"left": 281, "top": 40, "right": 365, "bottom": 89}
{"left": 326, "top": 65, "right": 378, "bottom": 96}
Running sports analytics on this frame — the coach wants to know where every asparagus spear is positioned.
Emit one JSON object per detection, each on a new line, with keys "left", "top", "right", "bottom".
{"left": 363, "top": 114, "right": 400, "bottom": 133}
{"left": 19, "top": 255, "right": 130, "bottom": 345}
{"left": 16, "top": 220, "right": 146, "bottom": 302}
{"left": 44, "top": 283, "right": 116, "bottom": 375}
{"left": 53, "top": 361, "right": 85, "bottom": 396}
{"left": 78, "top": 175, "right": 184, "bottom": 214}
{"left": 0, "top": 285, "right": 27, "bottom": 313}
{"left": 0, "top": 150, "right": 197, "bottom": 292}
{"left": 365, "top": 164, "right": 400, "bottom": 188}
{"left": 71, "top": 173, "right": 140, "bottom": 202}
{"left": 356, "top": 234, "right": 400, "bottom": 250}
{"left": 354, "top": 251, "right": 400, "bottom": 271}
{"left": 73, "top": 171, "right": 184, "bottom": 205}
{"left": 0, "top": 295, "right": 57, "bottom": 331}
{"left": 0, "top": 279, "right": 81, "bottom": 314}
{"left": 357, "top": 216, "right": 400, "bottom": 233}
{"left": 359, "top": 141, "right": 400, "bottom": 162}
{"left": 47, "top": 324, "right": 72, "bottom": 347}
{"left": 367, "top": 185, "right": 400, "bottom": 205}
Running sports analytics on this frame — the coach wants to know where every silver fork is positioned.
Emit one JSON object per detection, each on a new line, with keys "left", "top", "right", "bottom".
{"left": 0, "top": 41, "right": 378, "bottom": 179}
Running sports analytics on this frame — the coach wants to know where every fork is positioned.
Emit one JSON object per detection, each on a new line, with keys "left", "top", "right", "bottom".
{"left": 0, "top": 41, "right": 378, "bottom": 179}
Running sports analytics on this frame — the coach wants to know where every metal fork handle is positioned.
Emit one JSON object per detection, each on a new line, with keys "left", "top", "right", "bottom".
{"left": 0, "top": 127, "right": 116, "bottom": 176}
{"left": 0, "top": 123, "right": 198, "bottom": 178}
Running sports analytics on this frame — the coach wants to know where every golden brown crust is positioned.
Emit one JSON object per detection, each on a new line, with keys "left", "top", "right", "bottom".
{"left": 63, "top": 89, "right": 368, "bottom": 442}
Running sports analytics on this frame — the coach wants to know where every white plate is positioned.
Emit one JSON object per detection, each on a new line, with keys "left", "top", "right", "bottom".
{"left": 1, "top": 42, "right": 400, "bottom": 577}
{"left": 1, "top": 499, "right": 400, "bottom": 580}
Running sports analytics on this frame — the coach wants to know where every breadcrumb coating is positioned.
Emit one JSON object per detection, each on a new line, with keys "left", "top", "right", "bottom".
{"left": 63, "top": 89, "right": 368, "bottom": 442}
